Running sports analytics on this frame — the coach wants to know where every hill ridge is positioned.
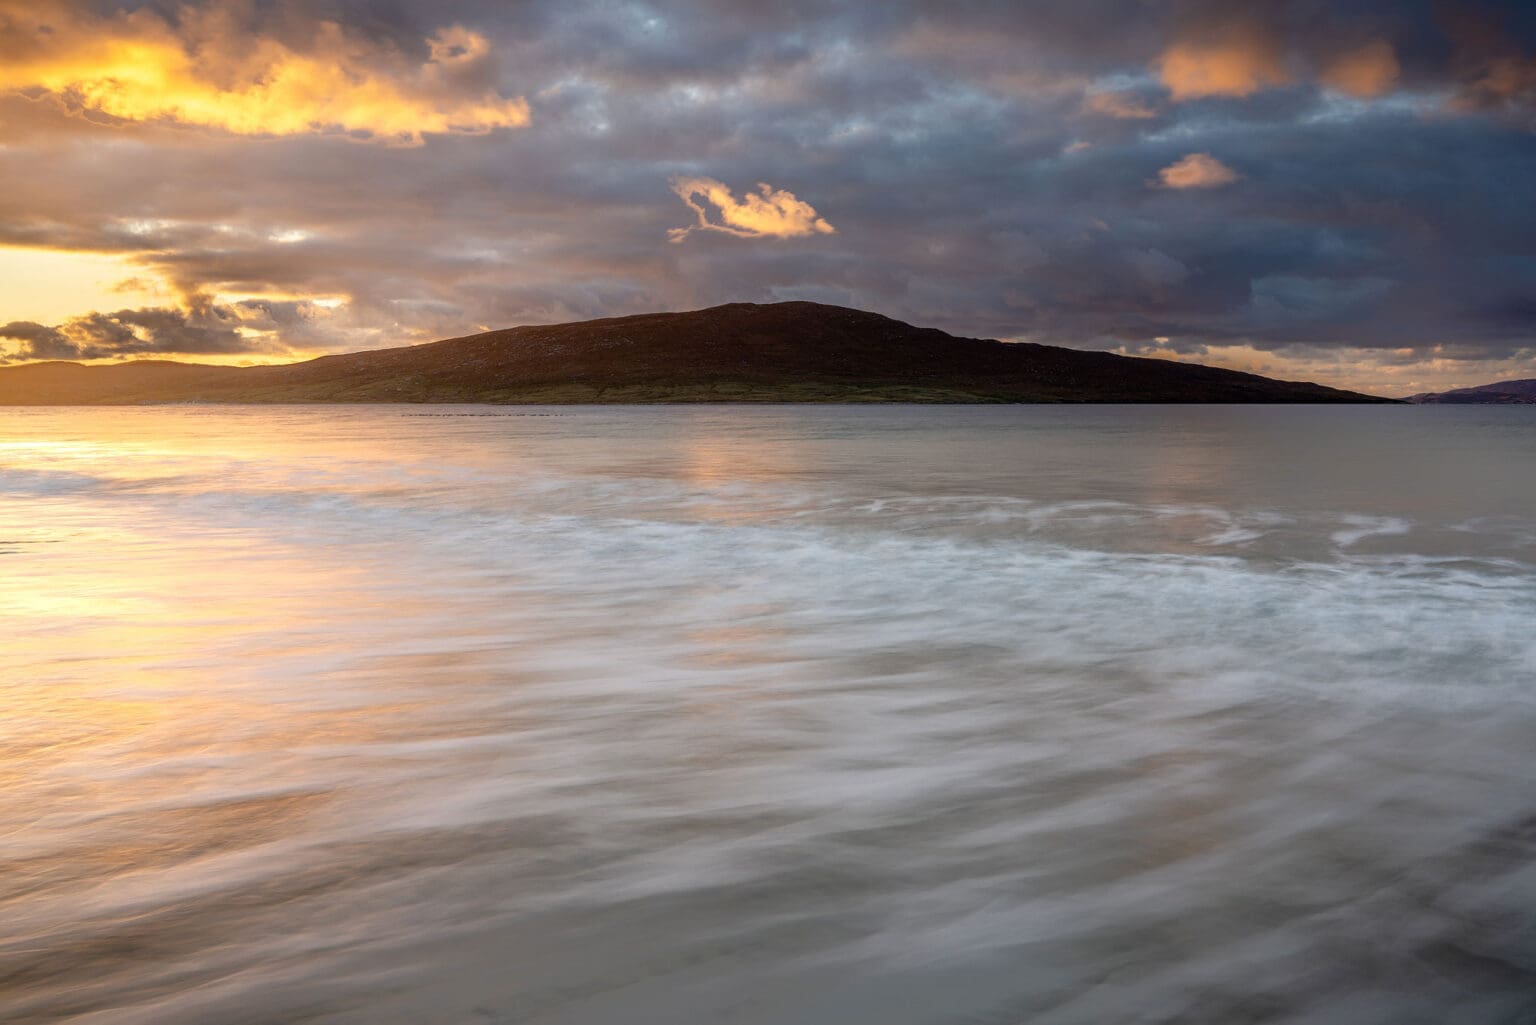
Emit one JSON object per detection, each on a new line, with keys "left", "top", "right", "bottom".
{"left": 0, "top": 301, "right": 1394, "bottom": 405}
{"left": 1408, "top": 378, "right": 1536, "bottom": 404}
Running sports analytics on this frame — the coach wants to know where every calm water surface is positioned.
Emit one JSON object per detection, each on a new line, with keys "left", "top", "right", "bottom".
{"left": 2, "top": 405, "right": 1534, "bottom": 1024}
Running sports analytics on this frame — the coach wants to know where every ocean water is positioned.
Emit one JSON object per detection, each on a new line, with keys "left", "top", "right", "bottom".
{"left": 2, "top": 404, "right": 1534, "bottom": 1025}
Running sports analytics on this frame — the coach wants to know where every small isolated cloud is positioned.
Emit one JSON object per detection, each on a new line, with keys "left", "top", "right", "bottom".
{"left": 668, "top": 177, "right": 836, "bottom": 242}
{"left": 1157, "top": 152, "right": 1241, "bottom": 189}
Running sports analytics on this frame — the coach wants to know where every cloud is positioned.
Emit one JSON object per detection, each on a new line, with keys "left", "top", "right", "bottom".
{"left": 1082, "top": 88, "right": 1158, "bottom": 119}
{"left": 1246, "top": 274, "right": 1395, "bottom": 325}
{"left": 0, "top": 2, "right": 529, "bottom": 144}
{"left": 0, "top": 321, "right": 74, "bottom": 360}
{"left": 1156, "top": 27, "right": 1290, "bottom": 100}
{"left": 1455, "top": 54, "right": 1536, "bottom": 114}
{"left": 1, "top": 0, "right": 1534, "bottom": 397}
{"left": 1156, "top": 152, "right": 1241, "bottom": 189}
{"left": 667, "top": 177, "right": 836, "bottom": 242}
{"left": 1321, "top": 40, "right": 1401, "bottom": 98}
{"left": 0, "top": 299, "right": 266, "bottom": 361}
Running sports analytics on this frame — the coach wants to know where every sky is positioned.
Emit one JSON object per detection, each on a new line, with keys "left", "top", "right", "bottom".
{"left": 1, "top": 0, "right": 1534, "bottom": 395}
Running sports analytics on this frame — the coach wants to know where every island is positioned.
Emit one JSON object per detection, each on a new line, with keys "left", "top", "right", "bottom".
{"left": 0, "top": 301, "right": 1395, "bottom": 404}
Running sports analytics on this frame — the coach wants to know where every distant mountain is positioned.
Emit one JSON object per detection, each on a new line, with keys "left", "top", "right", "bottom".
{"left": 0, "top": 302, "right": 1394, "bottom": 405}
{"left": 1407, "top": 379, "right": 1536, "bottom": 404}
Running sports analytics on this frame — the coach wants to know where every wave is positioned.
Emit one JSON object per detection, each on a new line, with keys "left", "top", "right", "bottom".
{"left": 4, "top": 409, "right": 1536, "bottom": 1024}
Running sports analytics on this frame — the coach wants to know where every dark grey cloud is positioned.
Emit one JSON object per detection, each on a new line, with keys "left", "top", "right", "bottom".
{"left": 1, "top": 302, "right": 265, "bottom": 361}
{"left": 1, "top": 0, "right": 1534, "bottom": 390}
{"left": 0, "top": 321, "right": 76, "bottom": 360}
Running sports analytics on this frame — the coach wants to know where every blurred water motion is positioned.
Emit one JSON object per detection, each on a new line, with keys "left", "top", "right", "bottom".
{"left": 2, "top": 404, "right": 1534, "bottom": 1024}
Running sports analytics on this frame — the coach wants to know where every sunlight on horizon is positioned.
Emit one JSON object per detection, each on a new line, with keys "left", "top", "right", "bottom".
{"left": 0, "top": 246, "right": 168, "bottom": 326}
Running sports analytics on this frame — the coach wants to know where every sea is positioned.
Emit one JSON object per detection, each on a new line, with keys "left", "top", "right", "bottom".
{"left": 2, "top": 404, "right": 1534, "bottom": 1025}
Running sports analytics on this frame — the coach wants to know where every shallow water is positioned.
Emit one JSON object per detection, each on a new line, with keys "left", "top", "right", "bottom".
{"left": 2, "top": 404, "right": 1534, "bottom": 1025}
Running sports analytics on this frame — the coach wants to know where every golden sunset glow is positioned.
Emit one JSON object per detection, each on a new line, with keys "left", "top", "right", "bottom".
{"left": 0, "top": 246, "right": 166, "bottom": 325}
{"left": 0, "top": 4, "right": 528, "bottom": 143}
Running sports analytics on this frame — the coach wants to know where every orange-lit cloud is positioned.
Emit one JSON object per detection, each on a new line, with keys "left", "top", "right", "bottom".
{"left": 0, "top": 3, "right": 529, "bottom": 144}
{"left": 1083, "top": 89, "right": 1158, "bottom": 119}
{"left": 667, "top": 177, "right": 836, "bottom": 242}
{"left": 1454, "top": 54, "right": 1536, "bottom": 112}
{"left": 1157, "top": 152, "right": 1241, "bottom": 189}
{"left": 1322, "top": 40, "right": 1400, "bottom": 97}
{"left": 1157, "top": 29, "right": 1290, "bottom": 100}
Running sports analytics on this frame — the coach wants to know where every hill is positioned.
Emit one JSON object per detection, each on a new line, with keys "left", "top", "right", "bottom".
{"left": 0, "top": 302, "right": 1393, "bottom": 404}
{"left": 1407, "top": 379, "right": 1536, "bottom": 404}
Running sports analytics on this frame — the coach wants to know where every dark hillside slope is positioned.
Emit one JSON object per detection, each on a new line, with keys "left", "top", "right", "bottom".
{"left": 0, "top": 302, "right": 1393, "bottom": 404}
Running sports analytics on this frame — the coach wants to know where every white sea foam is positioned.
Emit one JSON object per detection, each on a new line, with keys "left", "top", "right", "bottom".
{"left": 2, "top": 405, "right": 1534, "bottom": 1025}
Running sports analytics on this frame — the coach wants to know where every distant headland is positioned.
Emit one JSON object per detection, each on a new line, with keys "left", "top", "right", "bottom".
{"left": 1407, "top": 379, "right": 1536, "bottom": 404}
